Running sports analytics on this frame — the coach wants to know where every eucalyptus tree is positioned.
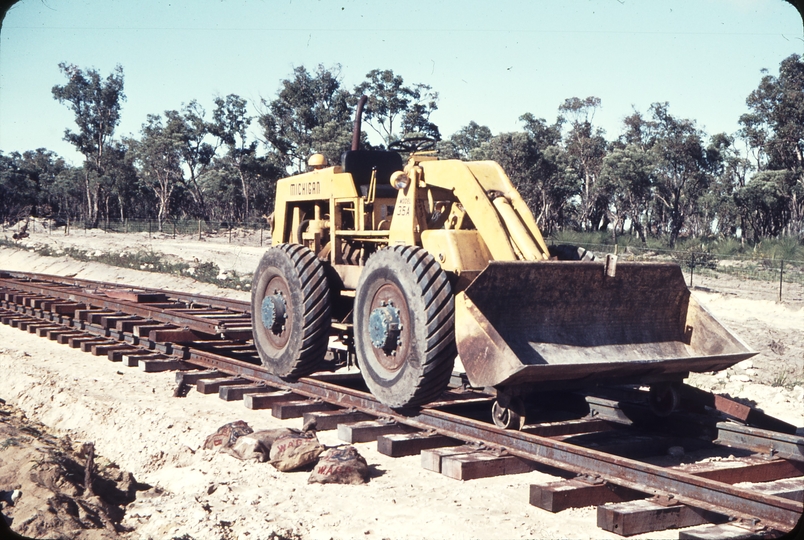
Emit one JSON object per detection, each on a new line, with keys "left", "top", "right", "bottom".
{"left": 445, "top": 121, "right": 493, "bottom": 160}
{"left": 14, "top": 149, "right": 68, "bottom": 219}
{"left": 647, "top": 103, "right": 714, "bottom": 247}
{"left": 355, "top": 69, "right": 440, "bottom": 145}
{"left": 165, "top": 101, "right": 218, "bottom": 220}
{"left": 52, "top": 63, "right": 125, "bottom": 226}
{"left": 739, "top": 54, "right": 804, "bottom": 235}
{"left": 557, "top": 97, "right": 608, "bottom": 231}
{"left": 102, "top": 141, "right": 140, "bottom": 221}
{"left": 210, "top": 94, "right": 257, "bottom": 219}
{"left": 0, "top": 151, "right": 38, "bottom": 224}
{"left": 518, "top": 113, "right": 577, "bottom": 234}
{"left": 696, "top": 133, "right": 747, "bottom": 238}
{"left": 212, "top": 94, "right": 281, "bottom": 220}
{"left": 735, "top": 170, "right": 795, "bottom": 240}
{"left": 599, "top": 144, "right": 654, "bottom": 243}
{"left": 129, "top": 114, "right": 184, "bottom": 230}
{"left": 259, "top": 65, "right": 354, "bottom": 173}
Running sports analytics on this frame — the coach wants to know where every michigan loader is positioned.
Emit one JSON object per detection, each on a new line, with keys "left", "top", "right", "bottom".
{"left": 252, "top": 96, "right": 755, "bottom": 428}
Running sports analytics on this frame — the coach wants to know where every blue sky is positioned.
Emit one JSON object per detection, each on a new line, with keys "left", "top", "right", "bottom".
{"left": 0, "top": 0, "right": 801, "bottom": 165}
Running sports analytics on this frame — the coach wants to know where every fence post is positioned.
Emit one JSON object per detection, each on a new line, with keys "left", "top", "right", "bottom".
{"left": 148, "top": 219, "right": 151, "bottom": 239}
{"left": 229, "top": 223, "right": 232, "bottom": 244}
{"left": 260, "top": 222, "right": 264, "bottom": 246}
{"left": 779, "top": 260, "right": 784, "bottom": 303}
{"left": 689, "top": 253, "right": 695, "bottom": 288}
{"left": 173, "top": 222, "right": 176, "bottom": 239}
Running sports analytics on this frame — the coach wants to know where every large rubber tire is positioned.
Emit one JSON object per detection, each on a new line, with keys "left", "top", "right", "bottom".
{"left": 354, "top": 246, "right": 456, "bottom": 408}
{"left": 251, "top": 244, "right": 331, "bottom": 377}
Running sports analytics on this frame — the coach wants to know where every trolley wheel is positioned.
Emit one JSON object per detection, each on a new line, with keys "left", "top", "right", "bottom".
{"left": 251, "top": 244, "right": 330, "bottom": 377}
{"left": 648, "top": 382, "right": 681, "bottom": 417}
{"left": 492, "top": 396, "right": 526, "bottom": 430}
{"left": 354, "top": 246, "right": 456, "bottom": 408}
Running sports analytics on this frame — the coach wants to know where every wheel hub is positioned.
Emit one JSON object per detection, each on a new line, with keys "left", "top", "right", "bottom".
{"left": 369, "top": 302, "right": 401, "bottom": 350}
{"left": 261, "top": 291, "right": 287, "bottom": 334}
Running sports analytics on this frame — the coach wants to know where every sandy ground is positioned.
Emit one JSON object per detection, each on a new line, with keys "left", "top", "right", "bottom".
{"left": 1, "top": 228, "right": 803, "bottom": 539}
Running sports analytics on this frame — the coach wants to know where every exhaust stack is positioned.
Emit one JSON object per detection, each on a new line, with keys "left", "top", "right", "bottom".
{"left": 351, "top": 95, "right": 368, "bottom": 151}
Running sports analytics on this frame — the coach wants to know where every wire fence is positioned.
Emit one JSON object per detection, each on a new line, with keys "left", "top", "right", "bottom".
{"left": 22, "top": 217, "right": 274, "bottom": 246}
{"left": 7, "top": 219, "right": 803, "bottom": 303}
{"left": 564, "top": 241, "right": 804, "bottom": 303}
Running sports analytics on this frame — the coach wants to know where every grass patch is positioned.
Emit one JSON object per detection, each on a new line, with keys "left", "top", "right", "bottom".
{"left": 0, "top": 237, "right": 251, "bottom": 291}
{"left": 542, "top": 232, "right": 804, "bottom": 286}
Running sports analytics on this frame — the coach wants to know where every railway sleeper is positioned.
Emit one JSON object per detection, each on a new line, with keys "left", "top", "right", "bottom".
{"left": 79, "top": 339, "right": 115, "bottom": 353}
{"left": 92, "top": 343, "right": 137, "bottom": 357}
{"left": 596, "top": 473, "right": 803, "bottom": 538}
{"left": 679, "top": 522, "right": 788, "bottom": 540}
{"left": 531, "top": 454, "right": 804, "bottom": 514}
{"left": 34, "top": 325, "right": 62, "bottom": 337}
{"left": 377, "top": 431, "right": 462, "bottom": 457}
{"left": 337, "top": 419, "right": 410, "bottom": 444}
{"left": 140, "top": 358, "right": 195, "bottom": 373}
{"left": 196, "top": 377, "right": 251, "bottom": 395}
{"left": 122, "top": 352, "right": 167, "bottom": 367}
{"left": 176, "top": 370, "right": 228, "bottom": 385}
{"left": 243, "top": 391, "right": 301, "bottom": 410}
{"left": 272, "top": 400, "right": 335, "bottom": 420}
{"left": 302, "top": 410, "right": 374, "bottom": 431}
{"left": 218, "top": 384, "right": 269, "bottom": 402}
{"left": 421, "top": 444, "right": 535, "bottom": 480}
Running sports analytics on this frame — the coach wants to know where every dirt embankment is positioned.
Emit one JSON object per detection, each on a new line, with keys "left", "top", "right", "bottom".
{"left": 0, "top": 395, "right": 146, "bottom": 540}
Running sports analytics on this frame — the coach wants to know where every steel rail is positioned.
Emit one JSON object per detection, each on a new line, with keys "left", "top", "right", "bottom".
{"left": 0, "top": 271, "right": 250, "bottom": 312}
{"left": 0, "top": 272, "right": 800, "bottom": 531}
{"left": 0, "top": 275, "right": 250, "bottom": 335}
{"left": 186, "top": 348, "right": 802, "bottom": 530}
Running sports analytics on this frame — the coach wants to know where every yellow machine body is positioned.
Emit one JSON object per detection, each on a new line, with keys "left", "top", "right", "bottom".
{"left": 269, "top": 151, "right": 754, "bottom": 394}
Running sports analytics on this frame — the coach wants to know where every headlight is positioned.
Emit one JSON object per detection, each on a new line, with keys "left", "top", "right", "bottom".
{"left": 390, "top": 171, "right": 410, "bottom": 190}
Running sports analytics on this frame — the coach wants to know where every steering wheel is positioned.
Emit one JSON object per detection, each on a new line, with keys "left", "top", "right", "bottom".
{"left": 388, "top": 136, "right": 438, "bottom": 153}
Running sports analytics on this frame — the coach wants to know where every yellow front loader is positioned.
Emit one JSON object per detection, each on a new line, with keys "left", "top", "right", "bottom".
{"left": 251, "top": 97, "right": 754, "bottom": 428}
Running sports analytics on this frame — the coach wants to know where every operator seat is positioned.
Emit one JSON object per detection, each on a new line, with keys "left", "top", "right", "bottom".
{"left": 341, "top": 150, "right": 403, "bottom": 199}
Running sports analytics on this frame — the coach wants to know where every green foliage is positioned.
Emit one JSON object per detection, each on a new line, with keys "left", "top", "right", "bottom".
{"left": 212, "top": 94, "right": 280, "bottom": 220}
{"left": 752, "top": 236, "right": 804, "bottom": 262}
{"left": 442, "top": 121, "right": 493, "bottom": 160}
{"left": 599, "top": 144, "right": 654, "bottom": 243}
{"left": 550, "top": 229, "right": 612, "bottom": 248}
{"left": 129, "top": 114, "right": 185, "bottom": 230}
{"left": 739, "top": 53, "right": 804, "bottom": 237}
{"left": 558, "top": 96, "right": 608, "bottom": 232}
{"left": 259, "top": 65, "right": 354, "bottom": 173}
{"left": 670, "top": 239, "right": 719, "bottom": 270}
{"left": 735, "top": 170, "right": 796, "bottom": 240}
{"left": 51, "top": 64, "right": 126, "bottom": 227}
{"left": 355, "top": 68, "right": 440, "bottom": 145}
{"left": 0, "top": 239, "right": 250, "bottom": 291}
{"left": 3, "top": 58, "right": 799, "bottom": 248}
{"left": 707, "top": 237, "right": 744, "bottom": 258}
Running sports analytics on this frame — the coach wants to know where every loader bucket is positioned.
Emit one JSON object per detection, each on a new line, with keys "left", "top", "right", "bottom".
{"left": 454, "top": 261, "right": 755, "bottom": 390}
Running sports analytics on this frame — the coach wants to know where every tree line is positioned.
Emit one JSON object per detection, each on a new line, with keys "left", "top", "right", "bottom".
{"left": 1, "top": 56, "right": 802, "bottom": 246}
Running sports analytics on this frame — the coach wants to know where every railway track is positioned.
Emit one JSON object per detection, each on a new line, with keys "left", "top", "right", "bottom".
{"left": 1, "top": 270, "right": 802, "bottom": 539}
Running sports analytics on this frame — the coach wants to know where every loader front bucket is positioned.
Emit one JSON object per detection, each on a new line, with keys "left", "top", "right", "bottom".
{"left": 454, "top": 261, "right": 755, "bottom": 390}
